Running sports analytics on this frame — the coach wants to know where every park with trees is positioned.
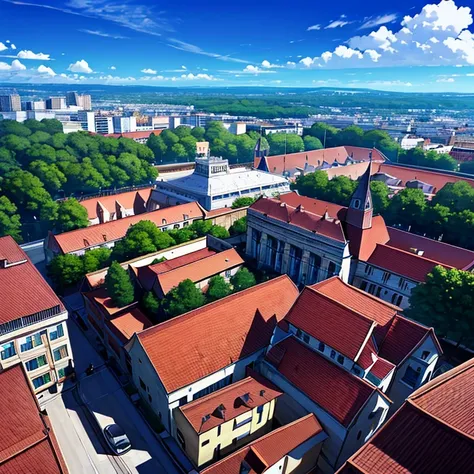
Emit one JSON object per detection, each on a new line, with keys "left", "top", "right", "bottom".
{"left": 0, "top": 118, "right": 158, "bottom": 242}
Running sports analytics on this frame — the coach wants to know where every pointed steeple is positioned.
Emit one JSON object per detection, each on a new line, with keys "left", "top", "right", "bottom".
{"left": 345, "top": 159, "right": 373, "bottom": 229}
{"left": 256, "top": 155, "right": 270, "bottom": 172}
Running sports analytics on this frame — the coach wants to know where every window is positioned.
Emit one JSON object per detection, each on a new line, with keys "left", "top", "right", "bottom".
{"left": 382, "top": 272, "right": 390, "bottom": 284}
{"left": 296, "top": 329, "right": 302, "bottom": 339}
{"left": 53, "top": 345, "right": 68, "bottom": 362}
{"left": 337, "top": 355, "right": 345, "bottom": 365}
{"left": 376, "top": 286, "right": 382, "bottom": 298}
{"left": 225, "top": 270, "right": 232, "bottom": 278}
{"left": 50, "top": 324, "right": 64, "bottom": 341}
{"left": 25, "top": 355, "right": 47, "bottom": 371}
{"left": 364, "top": 265, "right": 374, "bottom": 276}
{"left": 421, "top": 351, "right": 430, "bottom": 361}
{"left": 32, "top": 372, "right": 51, "bottom": 390}
{"left": 357, "top": 430, "right": 362, "bottom": 440}
{"left": 402, "top": 366, "right": 422, "bottom": 388}
{"left": 58, "top": 367, "right": 66, "bottom": 379}
{"left": 173, "top": 224, "right": 180, "bottom": 229}
{"left": 21, "top": 330, "right": 46, "bottom": 352}
{"left": 178, "top": 396, "right": 188, "bottom": 406}
{"left": 148, "top": 394, "right": 152, "bottom": 403}
{"left": 360, "top": 281, "right": 367, "bottom": 291}
{"left": 303, "top": 334, "right": 310, "bottom": 344}
{"left": 256, "top": 405, "right": 264, "bottom": 424}
{"left": 162, "top": 219, "right": 167, "bottom": 225}
{"left": 201, "top": 439, "right": 210, "bottom": 447}
{"left": 327, "top": 261, "right": 336, "bottom": 278}
{"left": 234, "top": 415, "right": 252, "bottom": 429}
{"left": 330, "top": 350, "right": 336, "bottom": 360}
{"left": 177, "top": 429, "right": 185, "bottom": 449}
{"left": 368, "top": 284, "right": 376, "bottom": 295}
{"left": 353, "top": 367, "right": 361, "bottom": 376}
{"left": 398, "top": 277, "right": 405, "bottom": 289}
{"left": 139, "top": 377, "right": 147, "bottom": 391}
{"left": 1, "top": 342, "right": 16, "bottom": 360}
{"left": 183, "top": 221, "right": 189, "bottom": 227}
{"left": 236, "top": 429, "right": 251, "bottom": 441}
{"left": 318, "top": 342, "right": 325, "bottom": 352}
{"left": 353, "top": 198, "right": 361, "bottom": 209}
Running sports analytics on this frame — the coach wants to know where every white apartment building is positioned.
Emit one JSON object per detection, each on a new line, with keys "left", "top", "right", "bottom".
{"left": 0, "top": 236, "right": 73, "bottom": 394}
{"left": 0, "top": 94, "right": 21, "bottom": 112}
{"left": 113, "top": 116, "right": 137, "bottom": 133}
{"left": 95, "top": 115, "right": 114, "bottom": 134}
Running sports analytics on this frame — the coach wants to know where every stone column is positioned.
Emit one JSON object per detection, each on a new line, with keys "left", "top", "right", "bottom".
{"left": 258, "top": 233, "right": 268, "bottom": 269}
{"left": 318, "top": 258, "right": 330, "bottom": 283}
{"left": 280, "top": 242, "right": 292, "bottom": 275}
{"left": 299, "top": 250, "right": 311, "bottom": 286}
{"left": 245, "top": 225, "right": 253, "bottom": 258}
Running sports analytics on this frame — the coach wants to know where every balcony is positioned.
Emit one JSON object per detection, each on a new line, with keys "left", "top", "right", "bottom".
{"left": 0, "top": 305, "right": 63, "bottom": 336}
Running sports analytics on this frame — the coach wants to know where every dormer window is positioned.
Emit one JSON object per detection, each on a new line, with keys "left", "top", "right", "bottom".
{"left": 162, "top": 219, "right": 167, "bottom": 225}
{"left": 353, "top": 198, "right": 361, "bottom": 209}
{"left": 421, "top": 351, "right": 430, "bottom": 361}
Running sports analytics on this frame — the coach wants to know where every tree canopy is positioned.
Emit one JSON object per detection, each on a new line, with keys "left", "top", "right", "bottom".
{"left": 206, "top": 275, "right": 232, "bottom": 302}
{"left": 161, "top": 279, "right": 206, "bottom": 318}
{"left": 105, "top": 261, "right": 135, "bottom": 307}
{"left": 230, "top": 267, "right": 257, "bottom": 292}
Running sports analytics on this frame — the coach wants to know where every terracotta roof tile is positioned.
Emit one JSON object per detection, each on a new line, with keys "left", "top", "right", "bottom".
{"left": 49, "top": 202, "right": 205, "bottom": 254}
{"left": 138, "top": 275, "right": 299, "bottom": 393}
{"left": 0, "top": 365, "right": 67, "bottom": 474}
{"left": 201, "top": 414, "right": 324, "bottom": 474}
{"left": 80, "top": 187, "right": 152, "bottom": 220}
{"left": 179, "top": 373, "right": 282, "bottom": 433}
{"left": 344, "top": 216, "right": 390, "bottom": 261}
{"left": 0, "top": 236, "right": 64, "bottom": 325}
{"left": 156, "top": 248, "right": 243, "bottom": 295}
{"left": 386, "top": 227, "right": 474, "bottom": 270}
{"left": 83, "top": 287, "right": 137, "bottom": 317}
{"left": 285, "top": 286, "right": 375, "bottom": 360}
{"left": 266, "top": 337, "right": 377, "bottom": 427}
{"left": 367, "top": 244, "right": 451, "bottom": 282}
{"left": 106, "top": 308, "right": 152, "bottom": 343}
{"left": 104, "top": 130, "right": 163, "bottom": 140}
{"left": 356, "top": 339, "right": 378, "bottom": 371}
{"left": 250, "top": 195, "right": 346, "bottom": 243}
{"left": 369, "top": 357, "right": 396, "bottom": 381}
{"left": 137, "top": 248, "right": 216, "bottom": 291}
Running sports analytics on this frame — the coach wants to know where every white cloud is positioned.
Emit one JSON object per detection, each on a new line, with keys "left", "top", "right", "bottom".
{"left": 17, "top": 50, "right": 51, "bottom": 60}
{"left": 68, "top": 59, "right": 93, "bottom": 73}
{"left": 326, "top": 19, "right": 351, "bottom": 29}
{"left": 360, "top": 14, "right": 398, "bottom": 29}
{"left": 261, "top": 60, "right": 282, "bottom": 68}
{"left": 181, "top": 65, "right": 187, "bottom": 70}
{"left": 78, "top": 29, "right": 128, "bottom": 39}
{"left": 242, "top": 65, "right": 276, "bottom": 74}
{"left": 110, "top": 66, "right": 116, "bottom": 70}
{"left": 180, "top": 73, "right": 217, "bottom": 81}
{"left": 298, "top": 0, "right": 474, "bottom": 68}
{"left": 0, "top": 59, "right": 26, "bottom": 71}
{"left": 0, "top": 43, "right": 7, "bottom": 52}
{"left": 141, "top": 68, "right": 157, "bottom": 74}
{"left": 286, "top": 61, "right": 296, "bottom": 68}
{"left": 37, "top": 64, "right": 56, "bottom": 76}
{"left": 10, "top": 44, "right": 16, "bottom": 50}
{"left": 437, "top": 77, "right": 455, "bottom": 82}
{"left": 307, "top": 24, "right": 321, "bottom": 31}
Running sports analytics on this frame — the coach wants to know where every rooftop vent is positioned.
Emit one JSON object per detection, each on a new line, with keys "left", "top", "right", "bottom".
{"left": 239, "top": 393, "right": 252, "bottom": 406}
{"left": 213, "top": 404, "right": 226, "bottom": 420}
{"left": 409, "top": 247, "right": 424, "bottom": 256}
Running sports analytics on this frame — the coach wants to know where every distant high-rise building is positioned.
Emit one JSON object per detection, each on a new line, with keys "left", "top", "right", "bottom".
{"left": 113, "top": 116, "right": 137, "bottom": 133}
{"left": 80, "top": 94, "right": 92, "bottom": 111}
{"left": 24, "top": 100, "right": 46, "bottom": 111}
{"left": 95, "top": 114, "right": 114, "bottom": 134}
{"left": 46, "top": 96, "right": 66, "bottom": 110}
{"left": 76, "top": 111, "right": 96, "bottom": 133}
{"left": 0, "top": 94, "right": 21, "bottom": 112}
{"left": 66, "top": 91, "right": 79, "bottom": 107}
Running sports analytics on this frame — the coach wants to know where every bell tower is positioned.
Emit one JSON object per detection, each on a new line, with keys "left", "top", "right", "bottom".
{"left": 345, "top": 159, "right": 373, "bottom": 229}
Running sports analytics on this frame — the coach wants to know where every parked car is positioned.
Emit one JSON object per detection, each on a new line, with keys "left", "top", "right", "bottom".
{"left": 103, "top": 424, "right": 132, "bottom": 455}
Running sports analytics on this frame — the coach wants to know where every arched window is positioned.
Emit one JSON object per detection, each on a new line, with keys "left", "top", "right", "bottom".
{"left": 353, "top": 198, "right": 361, "bottom": 209}
{"left": 162, "top": 218, "right": 167, "bottom": 225}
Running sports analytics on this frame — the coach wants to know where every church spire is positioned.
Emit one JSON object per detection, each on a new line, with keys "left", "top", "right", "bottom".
{"left": 345, "top": 158, "right": 373, "bottom": 229}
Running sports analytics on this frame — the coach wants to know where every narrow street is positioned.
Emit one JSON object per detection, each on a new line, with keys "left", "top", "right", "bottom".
{"left": 41, "top": 313, "right": 182, "bottom": 474}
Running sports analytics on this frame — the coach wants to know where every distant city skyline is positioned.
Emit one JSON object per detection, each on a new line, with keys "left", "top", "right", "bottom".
{"left": 0, "top": 0, "right": 473, "bottom": 92}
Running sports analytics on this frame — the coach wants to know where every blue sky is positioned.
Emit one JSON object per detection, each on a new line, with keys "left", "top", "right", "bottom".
{"left": 0, "top": 0, "right": 474, "bottom": 91}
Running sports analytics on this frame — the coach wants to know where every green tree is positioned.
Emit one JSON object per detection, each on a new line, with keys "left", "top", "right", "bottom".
{"left": 444, "top": 210, "right": 474, "bottom": 249}
{"left": 306, "top": 123, "right": 338, "bottom": 147}
{"left": 170, "top": 143, "right": 188, "bottom": 162}
{"left": 82, "top": 248, "right": 112, "bottom": 274}
{"left": 207, "top": 275, "right": 232, "bottom": 302}
{"left": 209, "top": 225, "right": 230, "bottom": 239}
{"left": 431, "top": 181, "right": 474, "bottom": 213}
{"left": 190, "top": 220, "right": 212, "bottom": 237}
{"left": 55, "top": 198, "right": 89, "bottom": 233}
{"left": 325, "top": 176, "right": 357, "bottom": 206}
{"left": 423, "top": 204, "right": 451, "bottom": 239}
{"left": 337, "top": 125, "right": 364, "bottom": 147}
{"left": 147, "top": 134, "right": 167, "bottom": 163}
{"left": 40, "top": 119, "right": 63, "bottom": 135}
{"left": 386, "top": 188, "right": 426, "bottom": 230}
{"left": 160, "top": 130, "right": 180, "bottom": 147}
{"left": 142, "top": 291, "right": 160, "bottom": 317}
{"left": 47, "top": 254, "right": 84, "bottom": 290}
{"left": 460, "top": 161, "right": 474, "bottom": 175}
{"left": 230, "top": 267, "right": 256, "bottom": 292}
{"left": 29, "top": 131, "right": 51, "bottom": 144}
{"left": 0, "top": 196, "right": 22, "bottom": 241}
{"left": 267, "top": 133, "right": 304, "bottom": 155}
{"left": 0, "top": 120, "right": 32, "bottom": 137}
{"left": 303, "top": 135, "right": 323, "bottom": 151}
{"left": 229, "top": 217, "right": 247, "bottom": 235}
{"left": 105, "top": 261, "right": 135, "bottom": 307}
{"left": 370, "top": 181, "right": 390, "bottom": 215}
{"left": 232, "top": 197, "right": 256, "bottom": 208}
{"left": 173, "top": 126, "right": 192, "bottom": 139}
{"left": 28, "top": 161, "right": 66, "bottom": 194}
{"left": 180, "top": 135, "right": 198, "bottom": 160}
{"left": 161, "top": 279, "right": 206, "bottom": 318}
{"left": 293, "top": 170, "right": 329, "bottom": 199}
{"left": 191, "top": 127, "right": 206, "bottom": 140}
{"left": 168, "top": 228, "right": 194, "bottom": 244}
{"left": 407, "top": 266, "right": 474, "bottom": 347}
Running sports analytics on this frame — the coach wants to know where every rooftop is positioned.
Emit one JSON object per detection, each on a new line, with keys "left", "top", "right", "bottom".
{"left": 106, "top": 308, "right": 152, "bottom": 343}
{"left": 0, "top": 365, "right": 68, "bottom": 474}
{"left": 201, "top": 413, "right": 324, "bottom": 474}
{"left": 79, "top": 187, "right": 152, "bottom": 221}
{"left": 83, "top": 287, "right": 137, "bottom": 317}
{"left": 47, "top": 202, "right": 205, "bottom": 254}
{"left": 136, "top": 275, "right": 299, "bottom": 393}
{"left": 266, "top": 337, "right": 381, "bottom": 427}
{"left": 179, "top": 373, "right": 282, "bottom": 434}
{"left": 156, "top": 248, "right": 243, "bottom": 295}
{"left": 338, "top": 359, "right": 474, "bottom": 474}
{"left": 104, "top": 129, "right": 163, "bottom": 140}
{"left": 0, "top": 236, "right": 64, "bottom": 325}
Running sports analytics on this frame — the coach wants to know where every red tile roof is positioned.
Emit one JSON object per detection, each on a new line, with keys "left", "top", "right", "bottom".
{"left": 279, "top": 192, "right": 345, "bottom": 219}
{"left": 179, "top": 373, "right": 282, "bottom": 433}
{"left": 337, "top": 359, "right": 474, "bottom": 474}
{"left": 369, "top": 357, "right": 396, "bottom": 381}
{"left": 386, "top": 227, "right": 474, "bottom": 270}
{"left": 367, "top": 244, "right": 451, "bottom": 282}
{"left": 254, "top": 146, "right": 384, "bottom": 175}
{"left": 344, "top": 216, "right": 390, "bottom": 261}
{"left": 83, "top": 287, "right": 137, "bottom": 317}
{"left": 137, "top": 275, "right": 299, "bottom": 393}
{"left": 137, "top": 247, "right": 216, "bottom": 291}
{"left": 250, "top": 195, "right": 346, "bottom": 243}
{"left": 0, "top": 236, "right": 64, "bottom": 325}
{"left": 48, "top": 202, "right": 205, "bottom": 254}
{"left": 80, "top": 188, "right": 152, "bottom": 221}
{"left": 106, "top": 308, "right": 152, "bottom": 343}
{"left": 156, "top": 248, "right": 243, "bottom": 295}
{"left": 201, "top": 414, "right": 324, "bottom": 474}
{"left": 104, "top": 129, "right": 163, "bottom": 140}
{"left": 266, "top": 337, "right": 379, "bottom": 427}
{"left": 285, "top": 286, "right": 375, "bottom": 360}
{"left": 0, "top": 365, "right": 67, "bottom": 474}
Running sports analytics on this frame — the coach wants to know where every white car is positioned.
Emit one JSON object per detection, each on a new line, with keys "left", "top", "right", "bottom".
{"left": 103, "top": 424, "right": 132, "bottom": 455}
